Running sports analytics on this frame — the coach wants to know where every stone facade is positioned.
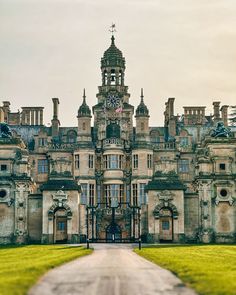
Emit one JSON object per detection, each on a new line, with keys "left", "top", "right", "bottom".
{"left": 0, "top": 35, "right": 235, "bottom": 244}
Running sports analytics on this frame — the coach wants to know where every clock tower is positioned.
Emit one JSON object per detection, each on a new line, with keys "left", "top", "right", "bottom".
{"left": 93, "top": 35, "right": 134, "bottom": 142}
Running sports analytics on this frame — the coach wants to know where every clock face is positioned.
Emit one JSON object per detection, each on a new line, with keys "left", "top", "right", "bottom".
{"left": 106, "top": 94, "right": 120, "bottom": 108}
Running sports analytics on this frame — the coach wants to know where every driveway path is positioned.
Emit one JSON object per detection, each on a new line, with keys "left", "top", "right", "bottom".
{"left": 29, "top": 244, "right": 197, "bottom": 295}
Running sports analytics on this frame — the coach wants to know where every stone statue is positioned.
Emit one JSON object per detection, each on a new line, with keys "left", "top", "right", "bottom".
{"left": 211, "top": 121, "right": 231, "bottom": 138}
{"left": 0, "top": 122, "right": 12, "bottom": 138}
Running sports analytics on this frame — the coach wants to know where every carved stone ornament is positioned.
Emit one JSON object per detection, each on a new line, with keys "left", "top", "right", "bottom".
{"left": 52, "top": 190, "right": 68, "bottom": 208}
{"left": 48, "top": 190, "right": 72, "bottom": 220}
{"left": 153, "top": 202, "right": 179, "bottom": 219}
{"left": 154, "top": 191, "right": 178, "bottom": 219}
{"left": 215, "top": 195, "right": 234, "bottom": 206}
{"left": 157, "top": 190, "right": 174, "bottom": 207}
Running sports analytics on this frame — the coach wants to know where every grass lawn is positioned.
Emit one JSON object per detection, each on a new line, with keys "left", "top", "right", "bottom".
{"left": 0, "top": 245, "right": 92, "bottom": 295}
{"left": 134, "top": 245, "right": 236, "bottom": 295}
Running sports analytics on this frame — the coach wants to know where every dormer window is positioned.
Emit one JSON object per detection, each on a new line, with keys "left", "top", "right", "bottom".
{"left": 67, "top": 130, "right": 77, "bottom": 143}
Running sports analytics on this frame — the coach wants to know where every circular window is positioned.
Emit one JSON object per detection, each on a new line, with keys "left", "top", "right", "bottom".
{"left": 0, "top": 190, "right": 7, "bottom": 198}
{"left": 220, "top": 189, "right": 227, "bottom": 197}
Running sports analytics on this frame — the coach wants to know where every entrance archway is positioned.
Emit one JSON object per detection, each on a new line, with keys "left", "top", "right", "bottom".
{"left": 54, "top": 209, "right": 68, "bottom": 243}
{"left": 106, "top": 223, "right": 122, "bottom": 243}
{"left": 159, "top": 208, "right": 173, "bottom": 242}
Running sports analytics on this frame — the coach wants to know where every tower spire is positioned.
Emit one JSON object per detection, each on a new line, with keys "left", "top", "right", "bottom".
{"left": 141, "top": 88, "right": 144, "bottom": 103}
{"left": 83, "top": 88, "right": 86, "bottom": 103}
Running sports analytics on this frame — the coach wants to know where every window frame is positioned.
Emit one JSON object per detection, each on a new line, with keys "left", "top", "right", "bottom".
{"left": 37, "top": 159, "right": 48, "bottom": 174}
{"left": 132, "top": 183, "right": 138, "bottom": 206}
{"left": 147, "top": 154, "right": 152, "bottom": 169}
{"left": 178, "top": 159, "right": 189, "bottom": 173}
{"left": 89, "top": 184, "right": 95, "bottom": 206}
{"left": 88, "top": 154, "right": 94, "bottom": 169}
{"left": 133, "top": 154, "right": 138, "bottom": 169}
{"left": 139, "top": 183, "right": 146, "bottom": 204}
{"left": 0, "top": 164, "right": 7, "bottom": 171}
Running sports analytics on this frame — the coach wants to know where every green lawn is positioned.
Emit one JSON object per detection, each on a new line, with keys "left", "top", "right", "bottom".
{"left": 0, "top": 245, "right": 92, "bottom": 295}
{"left": 134, "top": 245, "right": 236, "bottom": 295}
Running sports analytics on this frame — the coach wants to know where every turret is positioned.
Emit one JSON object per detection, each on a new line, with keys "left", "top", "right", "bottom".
{"left": 77, "top": 89, "right": 92, "bottom": 142}
{"left": 135, "top": 89, "right": 150, "bottom": 141}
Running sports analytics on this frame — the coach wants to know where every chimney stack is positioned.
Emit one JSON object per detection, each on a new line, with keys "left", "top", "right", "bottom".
{"left": 213, "top": 101, "right": 220, "bottom": 122}
{"left": 220, "top": 105, "right": 229, "bottom": 126}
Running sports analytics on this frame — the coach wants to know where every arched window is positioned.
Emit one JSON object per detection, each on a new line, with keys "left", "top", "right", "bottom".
{"left": 82, "top": 122, "right": 86, "bottom": 131}
{"left": 104, "top": 70, "right": 108, "bottom": 85}
{"left": 106, "top": 123, "right": 120, "bottom": 138}
{"left": 111, "top": 69, "right": 116, "bottom": 85}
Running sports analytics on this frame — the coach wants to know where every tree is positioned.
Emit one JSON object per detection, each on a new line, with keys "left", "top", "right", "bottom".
{"left": 229, "top": 106, "right": 236, "bottom": 126}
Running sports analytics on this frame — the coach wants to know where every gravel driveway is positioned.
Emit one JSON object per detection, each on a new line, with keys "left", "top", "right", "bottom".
{"left": 28, "top": 244, "right": 197, "bottom": 295}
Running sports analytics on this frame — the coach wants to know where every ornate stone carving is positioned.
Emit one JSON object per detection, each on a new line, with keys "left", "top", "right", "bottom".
{"left": 153, "top": 202, "right": 178, "bottom": 219}
{"left": 157, "top": 190, "right": 174, "bottom": 207}
{"left": 153, "top": 191, "right": 178, "bottom": 219}
{"left": 48, "top": 190, "right": 72, "bottom": 219}
{"left": 52, "top": 190, "right": 68, "bottom": 207}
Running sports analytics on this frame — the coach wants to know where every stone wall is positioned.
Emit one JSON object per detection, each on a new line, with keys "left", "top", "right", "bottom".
{"left": 184, "top": 194, "right": 199, "bottom": 241}
{"left": 0, "top": 203, "right": 14, "bottom": 244}
{"left": 28, "top": 195, "right": 42, "bottom": 243}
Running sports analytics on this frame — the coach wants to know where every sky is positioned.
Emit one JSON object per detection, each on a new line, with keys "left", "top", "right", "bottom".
{"left": 1, "top": 0, "right": 236, "bottom": 127}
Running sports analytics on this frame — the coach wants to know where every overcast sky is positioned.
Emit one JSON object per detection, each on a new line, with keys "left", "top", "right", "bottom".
{"left": 1, "top": 0, "right": 236, "bottom": 126}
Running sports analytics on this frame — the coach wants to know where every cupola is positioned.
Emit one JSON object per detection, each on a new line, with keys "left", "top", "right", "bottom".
{"left": 77, "top": 89, "right": 92, "bottom": 118}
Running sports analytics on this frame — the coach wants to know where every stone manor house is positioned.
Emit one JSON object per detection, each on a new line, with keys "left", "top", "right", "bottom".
{"left": 0, "top": 35, "right": 235, "bottom": 244}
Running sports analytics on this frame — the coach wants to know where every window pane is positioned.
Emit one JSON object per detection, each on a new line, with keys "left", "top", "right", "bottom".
{"left": 38, "top": 159, "right": 48, "bottom": 174}
{"left": 162, "top": 221, "right": 170, "bottom": 230}
{"left": 81, "top": 184, "right": 87, "bottom": 205}
{"left": 179, "top": 159, "right": 189, "bottom": 173}
{"left": 139, "top": 183, "right": 146, "bottom": 205}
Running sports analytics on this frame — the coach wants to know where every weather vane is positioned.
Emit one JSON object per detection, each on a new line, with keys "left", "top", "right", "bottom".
{"left": 109, "top": 23, "right": 116, "bottom": 35}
